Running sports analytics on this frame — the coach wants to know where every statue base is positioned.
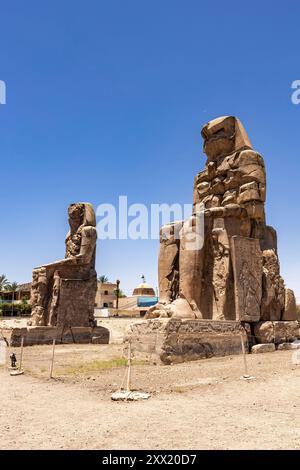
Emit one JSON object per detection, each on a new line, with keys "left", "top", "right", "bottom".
{"left": 254, "top": 321, "right": 299, "bottom": 344}
{"left": 124, "top": 319, "right": 300, "bottom": 364}
{"left": 1, "top": 325, "right": 109, "bottom": 347}
{"left": 124, "top": 319, "right": 248, "bottom": 364}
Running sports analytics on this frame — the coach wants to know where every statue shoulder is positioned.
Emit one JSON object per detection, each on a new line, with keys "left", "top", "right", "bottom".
{"left": 81, "top": 226, "right": 97, "bottom": 239}
{"left": 234, "top": 149, "right": 265, "bottom": 168}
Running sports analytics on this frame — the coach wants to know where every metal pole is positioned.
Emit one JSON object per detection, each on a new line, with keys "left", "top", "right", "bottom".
{"left": 126, "top": 341, "right": 131, "bottom": 392}
{"left": 19, "top": 336, "right": 24, "bottom": 371}
{"left": 49, "top": 338, "right": 56, "bottom": 379}
{"left": 116, "top": 279, "right": 120, "bottom": 311}
{"left": 240, "top": 333, "right": 249, "bottom": 377}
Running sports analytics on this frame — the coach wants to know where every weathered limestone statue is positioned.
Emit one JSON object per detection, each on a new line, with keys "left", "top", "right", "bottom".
{"left": 28, "top": 202, "right": 97, "bottom": 328}
{"left": 148, "top": 116, "right": 297, "bottom": 324}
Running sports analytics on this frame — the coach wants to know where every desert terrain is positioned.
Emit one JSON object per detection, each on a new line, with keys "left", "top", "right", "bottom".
{"left": 0, "top": 318, "right": 299, "bottom": 450}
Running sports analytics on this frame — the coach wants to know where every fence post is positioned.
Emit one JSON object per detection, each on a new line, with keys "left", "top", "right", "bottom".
{"left": 0, "top": 338, "right": 6, "bottom": 366}
{"left": 49, "top": 338, "right": 56, "bottom": 379}
{"left": 126, "top": 341, "right": 132, "bottom": 392}
{"left": 19, "top": 336, "right": 24, "bottom": 371}
{"left": 240, "top": 333, "right": 249, "bottom": 378}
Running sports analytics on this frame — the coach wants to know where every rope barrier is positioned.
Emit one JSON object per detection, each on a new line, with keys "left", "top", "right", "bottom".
{"left": 1, "top": 328, "right": 299, "bottom": 394}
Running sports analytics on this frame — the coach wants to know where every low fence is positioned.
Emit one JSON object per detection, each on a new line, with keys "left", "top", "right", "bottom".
{"left": 0, "top": 325, "right": 110, "bottom": 379}
{"left": 1, "top": 331, "right": 300, "bottom": 391}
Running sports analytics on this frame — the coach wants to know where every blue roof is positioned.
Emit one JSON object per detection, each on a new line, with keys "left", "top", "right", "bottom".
{"left": 137, "top": 296, "right": 158, "bottom": 307}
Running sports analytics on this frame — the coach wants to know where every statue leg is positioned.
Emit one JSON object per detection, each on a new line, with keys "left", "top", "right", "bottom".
{"left": 210, "top": 220, "right": 232, "bottom": 320}
{"left": 179, "top": 215, "right": 205, "bottom": 317}
{"left": 29, "top": 268, "right": 49, "bottom": 326}
{"left": 48, "top": 271, "right": 61, "bottom": 326}
{"left": 158, "top": 222, "right": 182, "bottom": 304}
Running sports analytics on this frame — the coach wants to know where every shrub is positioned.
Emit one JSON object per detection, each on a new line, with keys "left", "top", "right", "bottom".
{"left": 0, "top": 302, "right": 31, "bottom": 317}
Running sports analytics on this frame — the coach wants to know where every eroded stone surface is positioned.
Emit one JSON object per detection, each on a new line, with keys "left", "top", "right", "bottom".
{"left": 282, "top": 289, "right": 297, "bottom": 321}
{"left": 277, "top": 342, "right": 300, "bottom": 351}
{"left": 231, "top": 236, "right": 262, "bottom": 322}
{"left": 251, "top": 343, "right": 275, "bottom": 354}
{"left": 1, "top": 326, "right": 109, "bottom": 347}
{"left": 261, "top": 249, "right": 285, "bottom": 321}
{"left": 251, "top": 344, "right": 275, "bottom": 354}
{"left": 125, "top": 319, "right": 248, "bottom": 364}
{"left": 254, "top": 321, "right": 300, "bottom": 344}
{"left": 158, "top": 222, "right": 182, "bottom": 304}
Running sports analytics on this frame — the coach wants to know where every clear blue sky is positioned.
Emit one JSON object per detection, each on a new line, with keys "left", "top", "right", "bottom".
{"left": 0, "top": 1, "right": 299, "bottom": 300}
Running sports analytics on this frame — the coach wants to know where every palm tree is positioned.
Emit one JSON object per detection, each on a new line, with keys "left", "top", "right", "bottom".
{"left": 114, "top": 289, "right": 126, "bottom": 298}
{"left": 0, "top": 275, "right": 9, "bottom": 303}
{"left": 98, "top": 275, "right": 109, "bottom": 283}
{"left": 5, "top": 281, "right": 19, "bottom": 316}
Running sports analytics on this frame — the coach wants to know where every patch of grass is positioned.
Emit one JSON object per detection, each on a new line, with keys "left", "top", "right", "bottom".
{"left": 61, "top": 357, "right": 128, "bottom": 375}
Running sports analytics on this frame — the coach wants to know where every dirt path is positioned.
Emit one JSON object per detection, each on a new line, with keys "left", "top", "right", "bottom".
{"left": 0, "top": 346, "right": 300, "bottom": 450}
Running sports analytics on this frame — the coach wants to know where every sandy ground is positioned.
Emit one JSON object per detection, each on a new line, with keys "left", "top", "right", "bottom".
{"left": 0, "top": 341, "right": 300, "bottom": 450}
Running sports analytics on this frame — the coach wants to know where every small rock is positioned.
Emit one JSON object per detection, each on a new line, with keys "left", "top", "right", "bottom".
{"left": 251, "top": 343, "right": 275, "bottom": 354}
{"left": 277, "top": 342, "right": 300, "bottom": 351}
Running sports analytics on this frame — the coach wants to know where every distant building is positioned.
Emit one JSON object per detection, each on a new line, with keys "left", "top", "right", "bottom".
{"left": 1, "top": 283, "right": 31, "bottom": 303}
{"left": 118, "top": 278, "right": 158, "bottom": 317}
{"left": 3, "top": 278, "right": 157, "bottom": 318}
{"left": 132, "top": 281, "right": 156, "bottom": 296}
{"left": 94, "top": 281, "right": 117, "bottom": 309}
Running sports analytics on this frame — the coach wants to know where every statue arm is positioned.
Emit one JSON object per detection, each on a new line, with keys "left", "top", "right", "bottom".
{"left": 77, "top": 226, "right": 97, "bottom": 264}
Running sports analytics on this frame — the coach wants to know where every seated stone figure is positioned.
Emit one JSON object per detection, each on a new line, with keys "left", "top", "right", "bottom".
{"left": 28, "top": 202, "right": 97, "bottom": 327}
{"left": 148, "top": 116, "right": 296, "bottom": 322}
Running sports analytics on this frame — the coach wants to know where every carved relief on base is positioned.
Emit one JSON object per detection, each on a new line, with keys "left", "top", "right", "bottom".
{"left": 231, "top": 236, "right": 262, "bottom": 322}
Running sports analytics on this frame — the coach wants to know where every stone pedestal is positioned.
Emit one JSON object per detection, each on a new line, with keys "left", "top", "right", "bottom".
{"left": 254, "top": 321, "right": 300, "bottom": 344}
{"left": 124, "top": 319, "right": 248, "bottom": 364}
{"left": 1, "top": 325, "right": 109, "bottom": 347}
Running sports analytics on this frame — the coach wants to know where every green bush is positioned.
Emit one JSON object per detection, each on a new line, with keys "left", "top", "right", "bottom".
{"left": 0, "top": 302, "right": 31, "bottom": 317}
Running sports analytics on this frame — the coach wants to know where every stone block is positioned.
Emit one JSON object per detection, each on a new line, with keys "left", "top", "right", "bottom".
{"left": 277, "top": 342, "right": 300, "bottom": 351}
{"left": 124, "top": 318, "right": 248, "bottom": 364}
{"left": 251, "top": 343, "right": 275, "bottom": 354}
{"left": 1, "top": 325, "right": 109, "bottom": 347}
{"left": 254, "top": 321, "right": 300, "bottom": 344}
{"left": 282, "top": 289, "right": 297, "bottom": 321}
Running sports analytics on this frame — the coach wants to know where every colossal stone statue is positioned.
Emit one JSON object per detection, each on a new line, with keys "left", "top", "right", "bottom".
{"left": 28, "top": 202, "right": 97, "bottom": 328}
{"left": 148, "top": 116, "right": 297, "bottom": 323}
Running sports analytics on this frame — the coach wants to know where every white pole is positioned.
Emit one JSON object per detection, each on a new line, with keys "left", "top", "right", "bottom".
{"left": 126, "top": 341, "right": 131, "bottom": 392}
{"left": 49, "top": 338, "right": 56, "bottom": 379}
{"left": 19, "top": 336, "right": 24, "bottom": 371}
{"left": 240, "top": 333, "right": 249, "bottom": 377}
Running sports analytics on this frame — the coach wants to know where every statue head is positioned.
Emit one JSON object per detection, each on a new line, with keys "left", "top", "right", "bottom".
{"left": 68, "top": 203, "right": 96, "bottom": 233}
{"left": 68, "top": 203, "right": 84, "bottom": 232}
{"left": 201, "top": 116, "right": 252, "bottom": 162}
